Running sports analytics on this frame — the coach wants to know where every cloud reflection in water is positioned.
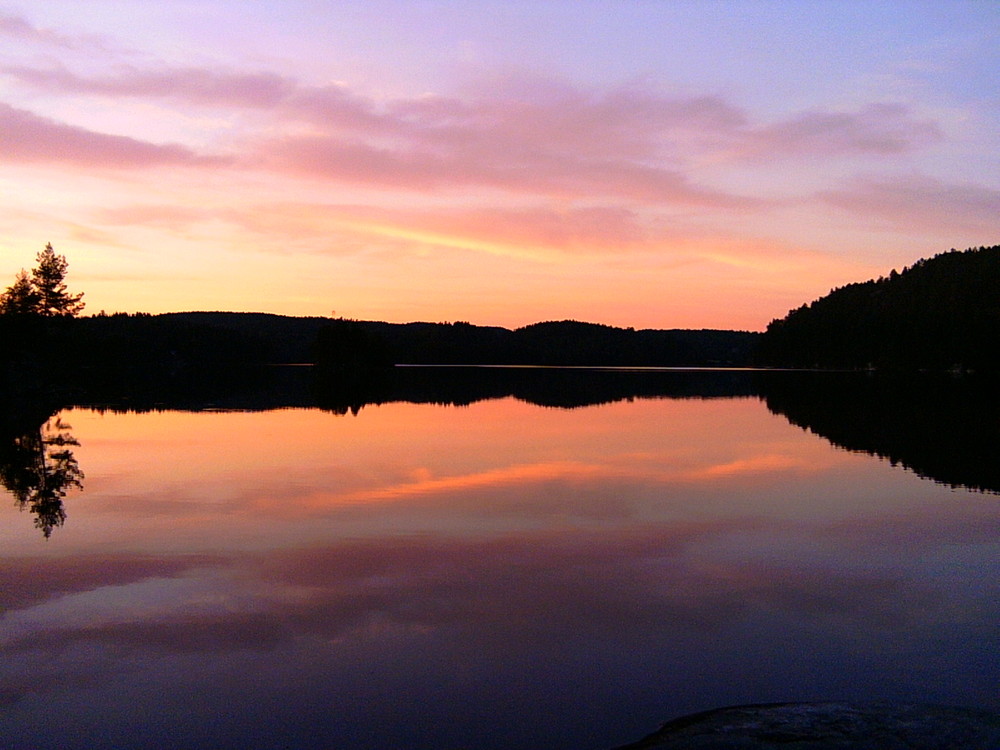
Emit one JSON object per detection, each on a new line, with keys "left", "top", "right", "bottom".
{"left": 1, "top": 395, "right": 997, "bottom": 750}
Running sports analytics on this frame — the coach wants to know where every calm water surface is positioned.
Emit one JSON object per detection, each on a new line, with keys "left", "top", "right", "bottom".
{"left": 1, "top": 369, "right": 997, "bottom": 749}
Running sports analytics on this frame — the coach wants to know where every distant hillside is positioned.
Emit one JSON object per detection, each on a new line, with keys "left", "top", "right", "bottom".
{"left": 316, "top": 318, "right": 758, "bottom": 367}
{"left": 2, "top": 312, "right": 758, "bottom": 371}
{"left": 756, "top": 245, "right": 1000, "bottom": 371}
{"left": 170, "top": 314, "right": 759, "bottom": 367}
{"left": 137, "top": 312, "right": 760, "bottom": 367}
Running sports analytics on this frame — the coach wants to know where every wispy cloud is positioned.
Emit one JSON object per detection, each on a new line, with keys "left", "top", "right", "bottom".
{"left": 3, "top": 60, "right": 946, "bottom": 205}
{"left": 740, "top": 103, "right": 942, "bottom": 160}
{"left": 259, "top": 134, "right": 758, "bottom": 206}
{"left": 819, "top": 174, "right": 1000, "bottom": 234}
{"left": 2, "top": 64, "right": 297, "bottom": 108}
{"left": 1, "top": 4, "right": 991, "bottom": 326}
{"left": 0, "top": 102, "right": 226, "bottom": 168}
{"left": 93, "top": 201, "right": 639, "bottom": 252}
{"left": 0, "top": 11, "right": 103, "bottom": 50}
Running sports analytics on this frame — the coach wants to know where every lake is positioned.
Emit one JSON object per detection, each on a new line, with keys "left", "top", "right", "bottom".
{"left": 1, "top": 367, "right": 998, "bottom": 749}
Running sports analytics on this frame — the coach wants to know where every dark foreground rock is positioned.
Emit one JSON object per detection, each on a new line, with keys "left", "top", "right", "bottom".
{"left": 613, "top": 702, "right": 1000, "bottom": 749}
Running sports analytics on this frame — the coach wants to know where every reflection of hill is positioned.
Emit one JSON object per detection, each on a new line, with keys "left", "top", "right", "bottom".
{"left": 70, "top": 364, "right": 762, "bottom": 414}
{"left": 761, "top": 372, "right": 1000, "bottom": 494}
{"left": 24, "top": 365, "right": 1000, "bottom": 496}
{"left": 315, "top": 366, "right": 761, "bottom": 413}
{"left": 68, "top": 366, "right": 1000, "bottom": 496}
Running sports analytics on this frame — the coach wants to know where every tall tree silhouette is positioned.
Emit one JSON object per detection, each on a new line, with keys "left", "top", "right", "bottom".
{"left": 0, "top": 243, "right": 84, "bottom": 317}
{"left": 30, "top": 243, "right": 85, "bottom": 317}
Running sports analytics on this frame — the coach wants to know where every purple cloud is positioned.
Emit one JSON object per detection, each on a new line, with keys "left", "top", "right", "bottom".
{"left": 819, "top": 174, "right": 1000, "bottom": 233}
{"left": 0, "top": 553, "right": 221, "bottom": 611}
{"left": 0, "top": 12, "right": 88, "bottom": 49}
{"left": 746, "top": 103, "right": 942, "bottom": 159}
{"left": 0, "top": 11, "right": 119, "bottom": 57}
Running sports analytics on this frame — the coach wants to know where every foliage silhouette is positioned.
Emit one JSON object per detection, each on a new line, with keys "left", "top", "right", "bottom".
{"left": 760, "top": 371, "right": 1000, "bottom": 494}
{"left": 0, "top": 270, "right": 41, "bottom": 316}
{"left": 756, "top": 245, "right": 1000, "bottom": 371}
{"left": 0, "top": 412, "right": 83, "bottom": 538}
{"left": 313, "top": 318, "right": 758, "bottom": 367}
{"left": 0, "top": 243, "right": 84, "bottom": 318}
{"left": 313, "top": 318, "right": 392, "bottom": 370}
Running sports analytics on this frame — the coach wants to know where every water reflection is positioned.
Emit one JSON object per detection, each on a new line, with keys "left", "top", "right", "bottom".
{"left": 313, "top": 365, "right": 760, "bottom": 412}
{"left": 761, "top": 371, "right": 1000, "bottom": 494}
{"left": 0, "top": 412, "right": 83, "bottom": 537}
{"left": 70, "top": 364, "right": 1000, "bottom": 493}
{"left": 0, "top": 383, "right": 997, "bottom": 750}
{"left": 3, "top": 368, "right": 998, "bottom": 543}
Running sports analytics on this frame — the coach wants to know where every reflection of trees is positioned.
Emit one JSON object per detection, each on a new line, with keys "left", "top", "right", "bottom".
{"left": 314, "top": 366, "right": 762, "bottom": 413}
{"left": 0, "top": 415, "right": 83, "bottom": 538}
{"left": 761, "top": 372, "right": 1000, "bottom": 494}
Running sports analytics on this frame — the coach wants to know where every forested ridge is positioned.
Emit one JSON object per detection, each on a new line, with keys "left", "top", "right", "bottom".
{"left": 4, "top": 242, "right": 998, "bottom": 374}
{"left": 0, "top": 246, "right": 756, "bottom": 373}
{"left": 756, "top": 245, "right": 1000, "bottom": 371}
{"left": 5, "top": 312, "right": 756, "bottom": 369}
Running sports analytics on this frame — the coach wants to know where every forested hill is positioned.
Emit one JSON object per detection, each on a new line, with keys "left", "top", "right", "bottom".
{"left": 14, "top": 312, "right": 757, "bottom": 369}
{"left": 755, "top": 245, "right": 1000, "bottom": 371}
{"left": 172, "top": 314, "right": 759, "bottom": 367}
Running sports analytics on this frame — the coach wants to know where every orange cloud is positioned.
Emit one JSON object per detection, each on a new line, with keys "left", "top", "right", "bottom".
{"left": 679, "top": 453, "right": 810, "bottom": 481}
{"left": 286, "top": 460, "right": 610, "bottom": 508}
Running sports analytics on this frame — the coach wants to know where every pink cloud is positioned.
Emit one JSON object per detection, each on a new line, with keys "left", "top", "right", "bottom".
{"left": 3, "top": 57, "right": 947, "bottom": 207}
{"left": 819, "top": 174, "right": 1000, "bottom": 234}
{"left": 6, "top": 63, "right": 745, "bottom": 160}
{"left": 256, "top": 83, "right": 940, "bottom": 202}
{"left": 2, "top": 64, "right": 296, "bottom": 109}
{"left": 413, "top": 204, "right": 649, "bottom": 253}
{"left": 317, "top": 202, "right": 654, "bottom": 257}
{"left": 0, "top": 102, "right": 226, "bottom": 168}
{"left": 285, "top": 84, "right": 405, "bottom": 134}
{"left": 263, "top": 132, "right": 759, "bottom": 207}
{"left": 382, "top": 81, "right": 747, "bottom": 162}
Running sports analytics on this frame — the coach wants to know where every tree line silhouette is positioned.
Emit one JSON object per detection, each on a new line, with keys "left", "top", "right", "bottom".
{"left": 0, "top": 246, "right": 758, "bottom": 371}
{"left": 7, "top": 242, "right": 997, "bottom": 373}
{"left": 755, "top": 245, "right": 1000, "bottom": 371}
{"left": 3, "top": 241, "right": 999, "bottom": 540}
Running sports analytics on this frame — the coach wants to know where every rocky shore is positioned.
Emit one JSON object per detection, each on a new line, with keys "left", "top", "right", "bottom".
{"left": 613, "top": 702, "right": 1000, "bottom": 749}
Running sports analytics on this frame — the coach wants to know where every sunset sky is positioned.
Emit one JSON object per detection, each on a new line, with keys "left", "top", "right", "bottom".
{"left": 1, "top": 1, "right": 997, "bottom": 330}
